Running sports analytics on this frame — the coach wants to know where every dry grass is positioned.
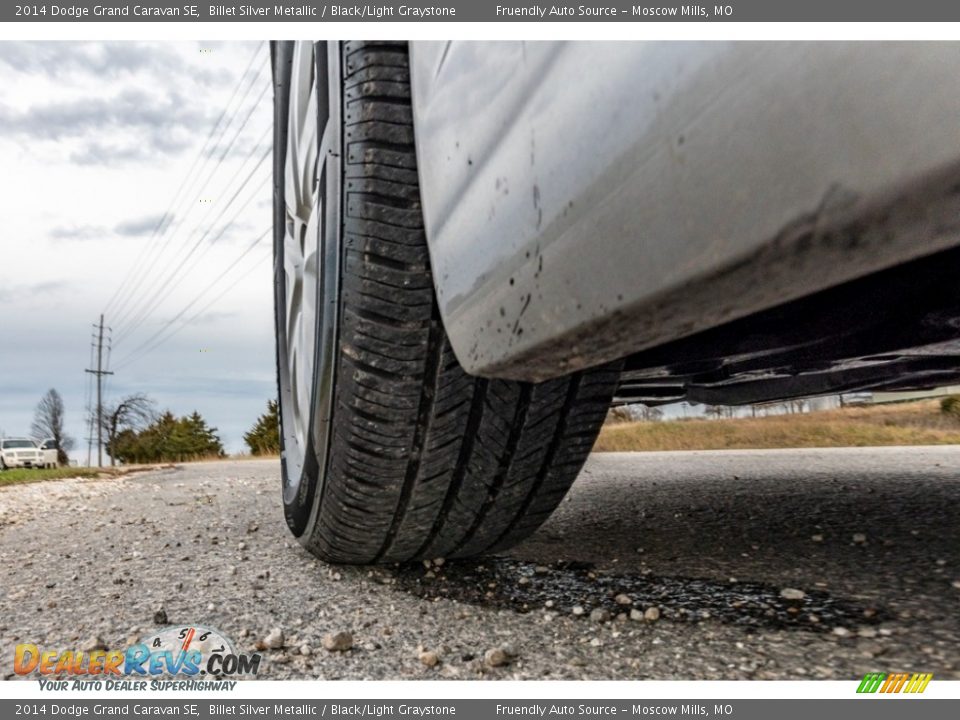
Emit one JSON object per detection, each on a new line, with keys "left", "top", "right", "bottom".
{"left": 595, "top": 399, "right": 960, "bottom": 452}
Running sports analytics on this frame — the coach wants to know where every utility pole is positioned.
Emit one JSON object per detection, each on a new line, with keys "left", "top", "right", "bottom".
{"left": 85, "top": 315, "right": 114, "bottom": 467}
{"left": 85, "top": 332, "right": 95, "bottom": 467}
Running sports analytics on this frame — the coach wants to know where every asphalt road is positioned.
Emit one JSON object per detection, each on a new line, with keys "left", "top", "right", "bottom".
{"left": 1, "top": 447, "right": 958, "bottom": 681}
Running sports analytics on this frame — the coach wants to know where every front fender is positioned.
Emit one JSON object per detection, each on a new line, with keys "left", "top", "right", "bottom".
{"left": 410, "top": 41, "right": 960, "bottom": 381}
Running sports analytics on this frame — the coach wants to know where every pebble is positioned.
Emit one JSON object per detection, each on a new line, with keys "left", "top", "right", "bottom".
{"left": 779, "top": 588, "right": 805, "bottom": 601}
{"left": 483, "top": 647, "right": 509, "bottom": 667}
{"left": 83, "top": 636, "right": 107, "bottom": 652}
{"left": 571, "top": 605, "right": 585, "bottom": 616}
{"left": 238, "top": 542, "right": 247, "bottom": 551}
{"left": 857, "top": 628, "right": 877, "bottom": 638}
{"left": 644, "top": 607, "right": 661, "bottom": 622}
{"left": 299, "top": 644, "right": 311, "bottom": 656}
{"left": 590, "top": 608, "right": 611, "bottom": 623}
{"left": 322, "top": 631, "right": 353, "bottom": 652}
{"left": 153, "top": 608, "right": 168, "bottom": 625}
{"left": 859, "top": 642, "right": 883, "bottom": 658}
{"left": 614, "top": 594, "right": 632, "bottom": 606}
{"left": 852, "top": 533, "right": 866, "bottom": 544}
{"left": 419, "top": 650, "right": 439, "bottom": 667}
{"left": 811, "top": 534, "right": 824, "bottom": 542}
{"left": 263, "top": 627, "right": 284, "bottom": 649}
{"left": 951, "top": 580, "right": 960, "bottom": 590}
{"left": 629, "top": 609, "right": 644, "bottom": 622}
{"left": 832, "top": 627, "right": 852, "bottom": 637}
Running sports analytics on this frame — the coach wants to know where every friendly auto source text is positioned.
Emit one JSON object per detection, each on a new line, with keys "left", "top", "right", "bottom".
{"left": 495, "top": 5, "right": 722, "bottom": 17}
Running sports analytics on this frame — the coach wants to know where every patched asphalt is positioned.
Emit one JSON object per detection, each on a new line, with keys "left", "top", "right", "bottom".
{"left": 1, "top": 447, "right": 958, "bottom": 680}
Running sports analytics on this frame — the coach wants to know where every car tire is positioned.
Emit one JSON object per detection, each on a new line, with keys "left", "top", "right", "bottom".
{"left": 273, "top": 40, "right": 622, "bottom": 564}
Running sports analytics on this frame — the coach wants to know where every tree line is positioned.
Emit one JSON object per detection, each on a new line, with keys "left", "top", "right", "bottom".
{"left": 23, "top": 388, "right": 281, "bottom": 465}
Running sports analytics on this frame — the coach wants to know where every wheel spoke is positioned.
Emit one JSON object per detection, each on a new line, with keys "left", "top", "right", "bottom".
{"left": 281, "top": 41, "right": 325, "bottom": 467}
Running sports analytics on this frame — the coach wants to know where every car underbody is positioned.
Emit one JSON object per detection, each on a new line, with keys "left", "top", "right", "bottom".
{"left": 614, "top": 244, "right": 960, "bottom": 407}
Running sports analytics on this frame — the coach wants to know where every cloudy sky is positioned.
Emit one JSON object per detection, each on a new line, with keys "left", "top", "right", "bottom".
{"left": 0, "top": 41, "right": 275, "bottom": 457}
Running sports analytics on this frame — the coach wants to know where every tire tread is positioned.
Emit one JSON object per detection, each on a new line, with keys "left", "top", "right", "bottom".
{"left": 302, "top": 41, "right": 620, "bottom": 563}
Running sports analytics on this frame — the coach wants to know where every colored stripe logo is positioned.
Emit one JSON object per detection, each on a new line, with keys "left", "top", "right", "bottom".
{"left": 857, "top": 672, "right": 933, "bottom": 694}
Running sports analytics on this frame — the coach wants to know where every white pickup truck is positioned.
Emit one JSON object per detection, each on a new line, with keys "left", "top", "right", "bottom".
{"left": 0, "top": 438, "right": 45, "bottom": 470}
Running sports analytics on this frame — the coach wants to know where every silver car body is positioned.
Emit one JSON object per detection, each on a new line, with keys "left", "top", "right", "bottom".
{"left": 409, "top": 42, "right": 960, "bottom": 382}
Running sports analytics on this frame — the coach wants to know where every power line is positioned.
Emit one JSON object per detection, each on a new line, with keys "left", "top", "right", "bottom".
{"left": 110, "top": 75, "right": 271, "bottom": 334}
{"left": 110, "top": 90, "right": 272, "bottom": 342}
{"left": 113, "top": 155, "right": 271, "bottom": 346}
{"left": 102, "top": 42, "right": 267, "bottom": 320}
{"left": 113, "top": 246, "right": 271, "bottom": 373}
{"left": 104, "top": 41, "right": 264, "bottom": 314}
{"left": 112, "top": 229, "right": 271, "bottom": 371}
{"left": 113, "top": 225, "right": 270, "bottom": 367}
{"left": 112, "top": 122, "right": 271, "bottom": 342}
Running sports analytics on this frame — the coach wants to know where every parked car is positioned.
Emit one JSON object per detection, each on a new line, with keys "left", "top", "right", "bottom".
{"left": 38, "top": 439, "right": 59, "bottom": 468}
{"left": 0, "top": 438, "right": 45, "bottom": 469}
{"left": 271, "top": 41, "right": 960, "bottom": 564}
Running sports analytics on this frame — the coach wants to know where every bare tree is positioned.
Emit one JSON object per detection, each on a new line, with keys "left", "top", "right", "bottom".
{"left": 102, "top": 394, "right": 156, "bottom": 466}
{"left": 704, "top": 405, "right": 725, "bottom": 419}
{"left": 605, "top": 406, "right": 635, "bottom": 424}
{"left": 31, "top": 389, "right": 74, "bottom": 465}
{"left": 638, "top": 405, "right": 664, "bottom": 422}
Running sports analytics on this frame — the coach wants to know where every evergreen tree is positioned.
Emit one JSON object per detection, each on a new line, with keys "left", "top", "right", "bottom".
{"left": 243, "top": 400, "right": 280, "bottom": 456}
{"left": 109, "top": 410, "right": 224, "bottom": 463}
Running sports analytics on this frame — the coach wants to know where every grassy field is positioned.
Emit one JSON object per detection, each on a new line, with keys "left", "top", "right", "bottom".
{"left": 0, "top": 466, "right": 100, "bottom": 487}
{"left": 595, "top": 399, "right": 960, "bottom": 452}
